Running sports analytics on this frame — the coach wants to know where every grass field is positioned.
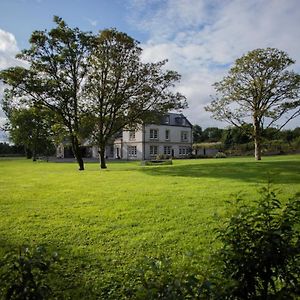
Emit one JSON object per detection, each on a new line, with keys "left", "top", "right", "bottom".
{"left": 0, "top": 155, "right": 300, "bottom": 297}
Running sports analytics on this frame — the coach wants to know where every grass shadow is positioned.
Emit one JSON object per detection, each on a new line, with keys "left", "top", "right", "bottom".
{"left": 140, "top": 159, "right": 300, "bottom": 184}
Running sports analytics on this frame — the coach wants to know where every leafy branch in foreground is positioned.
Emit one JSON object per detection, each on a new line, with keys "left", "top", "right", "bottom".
{"left": 216, "top": 187, "right": 300, "bottom": 299}
{"left": 0, "top": 246, "right": 59, "bottom": 300}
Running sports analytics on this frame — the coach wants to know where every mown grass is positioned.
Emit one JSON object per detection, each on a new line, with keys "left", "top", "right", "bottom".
{"left": 0, "top": 155, "right": 299, "bottom": 296}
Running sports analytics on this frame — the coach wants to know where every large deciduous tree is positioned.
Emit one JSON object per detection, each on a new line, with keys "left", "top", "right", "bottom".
{"left": 0, "top": 16, "right": 92, "bottom": 170}
{"left": 205, "top": 48, "right": 300, "bottom": 160}
{"left": 85, "top": 29, "right": 187, "bottom": 169}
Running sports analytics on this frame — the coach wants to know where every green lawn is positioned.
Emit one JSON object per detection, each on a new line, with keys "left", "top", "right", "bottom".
{"left": 0, "top": 155, "right": 299, "bottom": 297}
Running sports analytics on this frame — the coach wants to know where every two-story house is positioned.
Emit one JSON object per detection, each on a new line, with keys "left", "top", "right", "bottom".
{"left": 57, "top": 113, "right": 192, "bottom": 160}
{"left": 112, "top": 113, "right": 192, "bottom": 160}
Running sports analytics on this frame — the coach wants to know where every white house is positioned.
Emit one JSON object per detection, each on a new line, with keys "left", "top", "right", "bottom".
{"left": 57, "top": 113, "right": 193, "bottom": 160}
{"left": 120, "top": 113, "right": 192, "bottom": 160}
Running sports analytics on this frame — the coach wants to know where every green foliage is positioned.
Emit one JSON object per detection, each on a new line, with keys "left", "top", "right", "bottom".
{"left": 214, "top": 152, "right": 226, "bottom": 158}
{"left": 192, "top": 126, "right": 300, "bottom": 157}
{"left": 202, "top": 127, "right": 223, "bottom": 143}
{"left": 156, "top": 154, "right": 172, "bottom": 160}
{"left": 123, "top": 257, "right": 210, "bottom": 300}
{"left": 85, "top": 28, "right": 187, "bottom": 169}
{"left": 205, "top": 47, "right": 300, "bottom": 160}
{"left": 192, "top": 142, "right": 222, "bottom": 150}
{"left": 143, "top": 159, "right": 173, "bottom": 166}
{"left": 0, "top": 143, "right": 24, "bottom": 156}
{"left": 0, "top": 246, "right": 58, "bottom": 300}
{"left": 192, "top": 125, "right": 203, "bottom": 143}
{"left": 3, "top": 107, "right": 56, "bottom": 160}
{"left": 0, "top": 16, "right": 93, "bottom": 170}
{"left": 216, "top": 186, "right": 300, "bottom": 299}
{"left": 222, "top": 125, "right": 252, "bottom": 149}
{"left": 0, "top": 17, "right": 186, "bottom": 171}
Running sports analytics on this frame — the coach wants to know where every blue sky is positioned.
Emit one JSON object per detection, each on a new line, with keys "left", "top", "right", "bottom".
{"left": 1, "top": 0, "right": 300, "bottom": 136}
{"left": 0, "top": 0, "right": 147, "bottom": 49}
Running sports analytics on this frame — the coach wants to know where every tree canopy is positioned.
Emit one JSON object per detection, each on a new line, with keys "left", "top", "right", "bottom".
{"left": 205, "top": 48, "right": 300, "bottom": 160}
{"left": 0, "top": 17, "right": 186, "bottom": 170}
{"left": 85, "top": 29, "right": 186, "bottom": 168}
{"left": 0, "top": 16, "right": 92, "bottom": 169}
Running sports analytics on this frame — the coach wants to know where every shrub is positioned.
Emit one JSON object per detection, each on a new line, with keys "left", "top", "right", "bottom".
{"left": 216, "top": 187, "right": 300, "bottom": 299}
{"left": 122, "top": 256, "right": 212, "bottom": 300}
{"left": 0, "top": 246, "right": 59, "bottom": 300}
{"left": 214, "top": 152, "right": 226, "bottom": 158}
{"left": 142, "top": 160, "right": 173, "bottom": 166}
{"left": 156, "top": 154, "right": 171, "bottom": 160}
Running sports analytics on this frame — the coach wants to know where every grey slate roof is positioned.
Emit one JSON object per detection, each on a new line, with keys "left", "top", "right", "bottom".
{"left": 159, "top": 113, "right": 192, "bottom": 128}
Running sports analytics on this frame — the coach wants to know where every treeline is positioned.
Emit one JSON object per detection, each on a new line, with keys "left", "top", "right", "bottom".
{"left": 193, "top": 125, "right": 300, "bottom": 156}
{"left": 1, "top": 106, "right": 58, "bottom": 160}
{"left": 0, "top": 143, "right": 25, "bottom": 157}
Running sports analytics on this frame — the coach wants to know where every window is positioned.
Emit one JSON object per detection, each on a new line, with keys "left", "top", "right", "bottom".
{"left": 129, "top": 131, "right": 135, "bottom": 140}
{"left": 128, "top": 146, "right": 137, "bottom": 157}
{"left": 179, "top": 147, "right": 188, "bottom": 155}
{"left": 165, "top": 130, "right": 170, "bottom": 140}
{"left": 175, "top": 117, "right": 182, "bottom": 125}
{"left": 150, "top": 129, "right": 159, "bottom": 139}
{"left": 163, "top": 115, "right": 170, "bottom": 124}
{"left": 150, "top": 145, "right": 158, "bottom": 156}
{"left": 164, "top": 146, "right": 171, "bottom": 155}
{"left": 181, "top": 131, "right": 188, "bottom": 141}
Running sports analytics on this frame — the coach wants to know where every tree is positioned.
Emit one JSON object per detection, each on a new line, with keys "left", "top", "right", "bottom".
{"left": 192, "top": 124, "right": 203, "bottom": 143}
{"left": 205, "top": 48, "right": 300, "bottom": 160}
{"left": 0, "top": 16, "right": 92, "bottom": 170}
{"left": 4, "top": 106, "right": 55, "bottom": 160}
{"left": 222, "top": 125, "right": 252, "bottom": 149}
{"left": 84, "top": 29, "right": 187, "bottom": 169}
{"left": 202, "top": 127, "right": 223, "bottom": 142}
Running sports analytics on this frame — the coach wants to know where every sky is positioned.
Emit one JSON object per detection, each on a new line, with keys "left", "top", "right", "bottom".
{"left": 0, "top": 0, "right": 300, "bottom": 141}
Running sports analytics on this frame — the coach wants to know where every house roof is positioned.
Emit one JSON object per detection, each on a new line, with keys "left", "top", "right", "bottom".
{"left": 158, "top": 113, "right": 192, "bottom": 128}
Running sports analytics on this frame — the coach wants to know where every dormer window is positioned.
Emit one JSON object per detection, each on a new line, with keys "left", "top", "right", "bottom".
{"left": 163, "top": 115, "right": 170, "bottom": 124}
{"left": 175, "top": 117, "right": 182, "bottom": 125}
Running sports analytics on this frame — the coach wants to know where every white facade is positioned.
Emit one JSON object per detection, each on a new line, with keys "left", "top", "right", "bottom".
{"left": 57, "top": 113, "right": 192, "bottom": 160}
{"left": 121, "top": 113, "right": 192, "bottom": 160}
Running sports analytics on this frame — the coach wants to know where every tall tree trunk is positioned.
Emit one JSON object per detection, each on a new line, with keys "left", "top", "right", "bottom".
{"left": 71, "top": 135, "right": 84, "bottom": 170}
{"left": 25, "top": 147, "right": 32, "bottom": 159}
{"left": 32, "top": 147, "right": 37, "bottom": 161}
{"left": 99, "top": 142, "right": 107, "bottom": 169}
{"left": 253, "top": 116, "right": 262, "bottom": 161}
{"left": 32, "top": 137, "right": 37, "bottom": 161}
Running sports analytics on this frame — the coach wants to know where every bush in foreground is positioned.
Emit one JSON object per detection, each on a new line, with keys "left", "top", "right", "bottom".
{"left": 216, "top": 187, "right": 300, "bottom": 299}
{"left": 0, "top": 246, "right": 58, "bottom": 300}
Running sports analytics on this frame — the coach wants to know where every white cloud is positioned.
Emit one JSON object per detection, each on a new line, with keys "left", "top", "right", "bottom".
{"left": 130, "top": 0, "right": 300, "bottom": 128}
{"left": 0, "top": 28, "right": 20, "bottom": 72}
{"left": 87, "top": 18, "right": 98, "bottom": 27}
{"left": 0, "top": 29, "right": 18, "bottom": 54}
{"left": 0, "top": 28, "right": 23, "bottom": 139}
